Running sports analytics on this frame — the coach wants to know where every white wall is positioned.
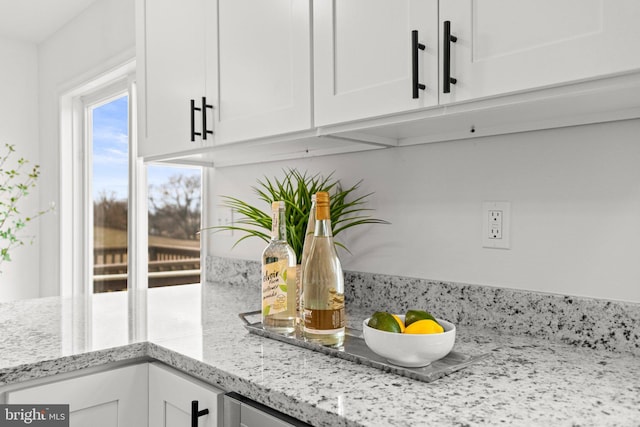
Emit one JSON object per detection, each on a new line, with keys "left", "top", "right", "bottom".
{"left": 0, "top": 36, "right": 40, "bottom": 301}
{"left": 208, "top": 119, "right": 640, "bottom": 304}
{"left": 38, "top": 0, "right": 135, "bottom": 297}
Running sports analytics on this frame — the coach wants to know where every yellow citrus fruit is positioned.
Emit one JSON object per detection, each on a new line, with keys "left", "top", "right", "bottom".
{"left": 404, "top": 319, "right": 444, "bottom": 334}
{"left": 391, "top": 314, "right": 405, "bottom": 333}
{"left": 368, "top": 312, "right": 402, "bottom": 333}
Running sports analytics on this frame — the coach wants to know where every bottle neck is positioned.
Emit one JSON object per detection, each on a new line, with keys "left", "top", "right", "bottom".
{"left": 271, "top": 207, "right": 287, "bottom": 241}
{"left": 314, "top": 218, "right": 333, "bottom": 238}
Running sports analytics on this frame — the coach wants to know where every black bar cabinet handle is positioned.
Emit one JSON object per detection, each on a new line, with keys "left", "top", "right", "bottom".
{"left": 443, "top": 20, "right": 457, "bottom": 94}
{"left": 411, "top": 30, "right": 426, "bottom": 99}
{"left": 191, "top": 400, "right": 209, "bottom": 427}
{"left": 201, "top": 97, "right": 214, "bottom": 140}
{"left": 190, "top": 99, "right": 202, "bottom": 141}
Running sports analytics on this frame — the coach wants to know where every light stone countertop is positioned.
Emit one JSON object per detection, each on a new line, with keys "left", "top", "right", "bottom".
{"left": 1, "top": 282, "right": 639, "bottom": 426}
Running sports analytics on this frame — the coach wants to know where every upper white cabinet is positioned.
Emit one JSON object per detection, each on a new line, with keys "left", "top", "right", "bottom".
{"left": 136, "top": 0, "right": 217, "bottom": 159}
{"left": 440, "top": 0, "right": 640, "bottom": 104}
{"left": 313, "top": 0, "right": 439, "bottom": 127}
{"left": 215, "top": 0, "right": 312, "bottom": 144}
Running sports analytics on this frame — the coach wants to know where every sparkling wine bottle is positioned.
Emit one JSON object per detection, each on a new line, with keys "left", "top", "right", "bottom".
{"left": 298, "top": 194, "right": 316, "bottom": 325}
{"left": 262, "top": 201, "right": 296, "bottom": 335}
{"left": 301, "top": 192, "right": 345, "bottom": 347}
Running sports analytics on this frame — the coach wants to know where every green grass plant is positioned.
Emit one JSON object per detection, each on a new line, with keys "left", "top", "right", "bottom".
{"left": 207, "top": 169, "right": 388, "bottom": 262}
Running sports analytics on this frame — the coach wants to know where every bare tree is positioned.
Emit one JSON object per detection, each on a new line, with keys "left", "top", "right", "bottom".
{"left": 148, "top": 174, "right": 201, "bottom": 240}
{"left": 94, "top": 191, "right": 127, "bottom": 231}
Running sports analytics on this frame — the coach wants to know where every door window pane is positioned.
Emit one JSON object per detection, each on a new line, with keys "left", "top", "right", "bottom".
{"left": 92, "top": 95, "right": 129, "bottom": 293}
{"left": 147, "top": 165, "right": 201, "bottom": 287}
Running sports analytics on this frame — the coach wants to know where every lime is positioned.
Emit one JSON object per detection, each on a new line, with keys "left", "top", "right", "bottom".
{"left": 404, "top": 319, "right": 444, "bottom": 334}
{"left": 368, "top": 311, "right": 402, "bottom": 333}
{"left": 405, "top": 309, "right": 438, "bottom": 327}
{"left": 391, "top": 314, "right": 405, "bottom": 333}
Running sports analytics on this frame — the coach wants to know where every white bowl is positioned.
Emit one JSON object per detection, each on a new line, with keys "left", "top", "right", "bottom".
{"left": 362, "top": 315, "right": 456, "bottom": 367}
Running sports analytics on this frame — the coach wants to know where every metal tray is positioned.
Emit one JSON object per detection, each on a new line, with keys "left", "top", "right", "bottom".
{"left": 239, "top": 311, "right": 490, "bottom": 383}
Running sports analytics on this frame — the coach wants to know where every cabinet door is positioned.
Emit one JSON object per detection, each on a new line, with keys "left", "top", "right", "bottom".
{"left": 136, "top": 0, "right": 214, "bottom": 158}
{"left": 440, "top": 0, "right": 640, "bottom": 104}
{"left": 149, "top": 362, "right": 223, "bottom": 427}
{"left": 6, "top": 364, "right": 148, "bottom": 427}
{"left": 314, "top": 0, "right": 439, "bottom": 127}
{"left": 214, "top": 0, "right": 312, "bottom": 144}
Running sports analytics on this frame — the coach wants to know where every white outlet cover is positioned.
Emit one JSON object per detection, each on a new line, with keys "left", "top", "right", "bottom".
{"left": 482, "top": 201, "right": 511, "bottom": 249}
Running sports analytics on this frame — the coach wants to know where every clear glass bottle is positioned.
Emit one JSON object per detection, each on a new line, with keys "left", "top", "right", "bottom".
{"left": 298, "top": 194, "right": 316, "bottom": 325}
{"left": 301, "top": 191, "right": 345, "bottom": 347}
{"left": 262, "top": 201, "right": 297, "bottom": 335}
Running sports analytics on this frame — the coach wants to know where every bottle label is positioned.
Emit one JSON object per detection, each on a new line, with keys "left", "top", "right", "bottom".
{"left": 262, "top": 260, "right": 290, "bottom": 316}
{"left": 304, "top": 307, "right": 345, "bottom": 333}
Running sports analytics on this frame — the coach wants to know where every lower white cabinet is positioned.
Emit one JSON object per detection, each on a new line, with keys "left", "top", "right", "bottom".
{"left": 3, "top": 362, "right": 225, "bottom": 427}
{"left": 149, "top": 362, "right": 223, "bottom": 427}
{"left": 6, "top": 364, "right": 148, "bottom": 427}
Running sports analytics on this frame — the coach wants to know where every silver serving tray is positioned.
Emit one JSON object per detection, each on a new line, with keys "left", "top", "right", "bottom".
{"left": 239, "top": 311, "right": 490, "bottom": 383}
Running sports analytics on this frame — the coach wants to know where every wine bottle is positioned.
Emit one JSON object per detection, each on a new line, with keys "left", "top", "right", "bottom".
{"left": 298, "top": 194, "right": 316, "bottom": 325}
{"left": 262, "top": 201, "right": 296, "bottom": 335}
{"left": 301, "top": 191, "right": 345, "bottom": 347}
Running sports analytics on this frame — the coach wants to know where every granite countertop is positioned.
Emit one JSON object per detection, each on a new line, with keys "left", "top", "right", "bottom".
{"left": 1, "top": 282, "right": 639, "bottom": 426}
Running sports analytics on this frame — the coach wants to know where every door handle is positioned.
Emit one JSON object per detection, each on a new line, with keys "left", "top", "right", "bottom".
{"left": 443, "top": 20, "right": 457, "bottom": 93}
{"left": 190, "top": 99, "right": 200, "bottom": 142}
{"left": 201, "top": 96, "right": 214, "bottom": 140}
{"left": 411, "top": 30, "right": 426, "bottom": 98}
{"left": 191, "top": 400, "right": 209, "bottom": 427}
{"left": 190, "top": 98, "right": 214, "bottom": 142}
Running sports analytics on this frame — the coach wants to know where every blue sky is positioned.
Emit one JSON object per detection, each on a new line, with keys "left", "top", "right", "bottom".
{"left": 92, "top": 95, "right": 200, "bottom": 201}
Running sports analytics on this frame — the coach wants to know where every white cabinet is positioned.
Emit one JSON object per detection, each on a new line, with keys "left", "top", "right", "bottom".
{"left": 313, "top": 0, "right": 439, "bottom": 126}
{"left": 440, "top": 0, "right": 640, "bottom": 103}
{"left": 6, "top": 364, "right": 148, "bottom": 427}
{"left": 149, "top": 362, "right": 223, "bottom": 427}
{"left": 136, "top": 0, "right": 217, "bottom": 159}
{"left": 137, "top": 0, "right": 313, "bottom": 158}
{"left": 215, "top": 0, "right": 312, "bottom": 144}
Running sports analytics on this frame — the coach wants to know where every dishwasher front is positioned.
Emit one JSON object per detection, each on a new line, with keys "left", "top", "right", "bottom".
{"left": 222, "top": 392, "right": 313, "bottom": 427}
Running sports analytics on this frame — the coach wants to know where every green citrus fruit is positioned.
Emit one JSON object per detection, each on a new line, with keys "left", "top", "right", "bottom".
{"left": 405, "top": 309, "right": 438, "bottom": 327}
{"left": 368, "top": 311, "right": 402, "bottom": 333}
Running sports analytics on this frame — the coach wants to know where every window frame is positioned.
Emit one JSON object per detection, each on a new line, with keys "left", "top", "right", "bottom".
{"left": 59, "top": 59, "right": 149, "bottom": 341}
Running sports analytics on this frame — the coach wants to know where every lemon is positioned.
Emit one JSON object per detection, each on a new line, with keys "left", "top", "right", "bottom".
{"left": 391, "top": 314, "right": 405, "bottom": 333}
{"left": 405, "top": 309, "right": 437, "bottom": 327}
{"left": 368, "top": 311, "right": 402, "bottom": 333}
{"left": 404, "top": 319, "right": 444, "bottom": 334}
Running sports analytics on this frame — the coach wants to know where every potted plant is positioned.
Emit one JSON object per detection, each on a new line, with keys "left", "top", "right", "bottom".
{"left": 208, "top": 168, "right": 388, "bottom": 261}
{"left": 0, "top": 143, "right": 52, "bottom": 271}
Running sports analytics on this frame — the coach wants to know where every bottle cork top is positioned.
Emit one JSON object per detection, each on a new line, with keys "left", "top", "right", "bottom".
{"left": 315, "top": 192, "right": 330, "bottom": 220}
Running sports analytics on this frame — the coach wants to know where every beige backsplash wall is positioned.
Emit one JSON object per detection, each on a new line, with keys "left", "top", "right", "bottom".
{"left": 206, "top": 118, "right": 640, "bottom": 304}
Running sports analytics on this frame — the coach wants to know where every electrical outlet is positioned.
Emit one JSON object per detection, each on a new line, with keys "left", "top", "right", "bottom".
{"left": 214, "top": 208, "right": 234, "bottom": 236}
{"left": 482, "top": 201, "right": 510, "bottom": 249}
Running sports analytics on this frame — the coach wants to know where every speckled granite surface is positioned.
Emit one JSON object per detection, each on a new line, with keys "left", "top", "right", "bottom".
{"left": 1, "top": 262, "right": 639, "bottom": 426}
{"left": 208, "top": 256, "right": 640, "bottom": 356}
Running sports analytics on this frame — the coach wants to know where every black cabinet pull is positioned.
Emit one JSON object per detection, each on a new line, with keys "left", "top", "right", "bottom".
{"left": 411, "top": 30, "right": 426, "bottom": 99}
{"left": 190, "top": 99, "right": 201, "bottom": 142}
{"left": 190, "top": 98, "right": 214, "bottom": 141}
{"left": 201, "top": 96, "right": 214, "bottom": 140}
{"left": 443, "top": 20, "right": 457, "bottom": 94}
{"left": 191, "top": 400, "right": 209, "bottom": 427}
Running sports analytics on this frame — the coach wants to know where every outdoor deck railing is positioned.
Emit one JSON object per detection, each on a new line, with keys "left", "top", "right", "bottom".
{"left": 93, "top": 245, "right": 200, "bottom": 292}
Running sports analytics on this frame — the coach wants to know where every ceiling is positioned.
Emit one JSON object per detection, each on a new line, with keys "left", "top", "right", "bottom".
{"left": 0, "top": 0, "right": 98, "bottom": 44}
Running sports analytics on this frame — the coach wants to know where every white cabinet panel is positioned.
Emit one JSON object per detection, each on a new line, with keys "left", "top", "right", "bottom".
{"left": 136, "top": 0, "right": 215, "bottom": 158}
{"left": 314, "top": 0, "right": 439, "bottom": 126}
{"left": 215, "top": 0, "right": 312, "bottom": 144}
{"left": 440, "top": 0, "right": 640, "bottom": 103}
{"left": 6, "top": 364, "right": 148, "bottom": 427}
{"left": 149, "top": 362, "right": 223, "bottom": 427}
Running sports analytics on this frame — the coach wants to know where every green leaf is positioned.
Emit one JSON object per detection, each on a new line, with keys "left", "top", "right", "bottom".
{"left": 279, "top": 284, "right": 287, "bottom": 293}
